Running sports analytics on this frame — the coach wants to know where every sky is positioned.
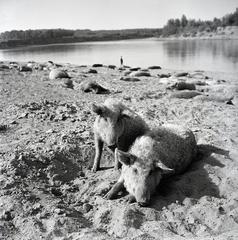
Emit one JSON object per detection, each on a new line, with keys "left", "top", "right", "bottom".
{"left": 0, "top": 0, "right": 237, "bottom": 33}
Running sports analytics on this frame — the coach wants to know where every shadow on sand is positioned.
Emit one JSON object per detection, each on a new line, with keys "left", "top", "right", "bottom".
{"left": 149, "top": 144, "right": 229, "bottom": 210}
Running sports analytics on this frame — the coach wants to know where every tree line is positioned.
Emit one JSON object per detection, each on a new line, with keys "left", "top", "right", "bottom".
{"left": 0, "top": 28, "right": 161, "bottom": 48}
{"left": 0, "top": 8, "right": 237, "bottom": 48}
{"left": 162, "top": 8, "right": 238, "bottom": 36}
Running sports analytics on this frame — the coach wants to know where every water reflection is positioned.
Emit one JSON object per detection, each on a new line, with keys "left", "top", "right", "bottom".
{"left": 162, "top": 39, "right": 238, "bottom": 72}
{"left": 0, "top": 39, "right": 237, "bottom": 72}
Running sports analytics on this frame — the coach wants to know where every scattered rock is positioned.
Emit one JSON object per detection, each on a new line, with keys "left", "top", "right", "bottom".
{"left": 27, "top": 63, "right": 34, "bottom": 68}
{"left": 0, "top": 64, "right": 10, "bottom": 70}
{"left": 0, "top": 124, "right": 8, "bottom": 132}
{"left": 9, "top": 62, "right": 19, "bottom": 68}
{"left": 158, "top": 73, "right": 171, "bottom": 78}
{"left": 87, "top": 69, "right": 98, "bottom": 74}
{"left": 55, "top": 63, "right": 63, "bottom": 68}
{"left": 0, "top": 210, "right": 13, "bottom": 221}
{"left": 130, "top": 67, "right": 141, "bottom": 71}
{"left": 170, "top": 90, "right": 202, "bottom": 99}
{"left": 190, "top": 72, "right": 205, "bottom": 79}
{"left": 218, "top": 206, "right": 225, "bottom": 214}
{"left": 46, "top": 129, "right": 55, "bottom": 134}
{"left": 63, "top": 78, "right": 74, "bottom": 89}
{"left": 133, "top": 71, "right": 151, "bottom": 77}
{"left": 226, "top": 99, "right": 234, "bottom": 105}
{"left": 35, "top": 64, "right": 45, "bottom": 70}
{"left": 49, "top": 69, "right": 70, "bottom": 80}
{"left": 124, "top": 70, "right": 132, "bottom": 76}
{"left": 120, "top": 77, "right": 140, "bottom": 82}
{"left": 51, "top": 188, "right": 63, "bottom": 197}
{"left": 175, "top": 72, "right": 189, "bottom": 77}
{"left": 18, "top": 112, "right": 29, "bottom": 119}
{"left": 47, "top": 61, "right": 54, "bottom": 67}
{"left": 173, "top": 82, "right": 196, "bottom": 90}
{"left": 123, "top": 96, "right": 132, "bottom": 101}
{"left": 217, "top": 79, "right": 226, "bottom": 84}
{"left": 80, "top": 80, "right": 109, "bottom": 94}
{"left": 190, "top": 80, "right": 207, "bottom": 86}
{"left": 19, "top": 65, "right": 32, "bottom": 72}
{"left": 108, "top": 65, "right": 116, "bottom": 69}
{"left": 10, "top": 120, "right": 18, "bottom": 125}
{"left": 54, "top": 208, "right": 64, "bottom": 215}
{"left": 148, "top": 65, "right": 161, "bottom": 70}
{"left": 92, "top": 64, "right": 103, "bottom": 67}
{"left": 83, "top": 203, "right": 93, "bottom": 213}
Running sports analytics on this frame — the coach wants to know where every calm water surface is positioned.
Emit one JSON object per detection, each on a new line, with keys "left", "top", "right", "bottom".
{"left": 0, "top": 39, "right": 238, "bottom": 73}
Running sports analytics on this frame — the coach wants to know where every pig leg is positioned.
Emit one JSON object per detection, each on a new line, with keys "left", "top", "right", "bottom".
{"left": 124, "top": 194, "right": 136, "bottom": 204}
{"left": 108, "top": 145, "right": 122, "bottom": 170}
{"left": 113, "top": 148, "right": 122, "bottom": 170}
{"left": 92, "top": 136, "right": 104, "bottom": 172}
{"left": 105, "top": 180, "right": 124, "bottom": 199}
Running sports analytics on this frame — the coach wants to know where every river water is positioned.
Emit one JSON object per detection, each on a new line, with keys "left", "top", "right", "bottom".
{"left": 0, "top": 38, "right": 238, "bottom": 73}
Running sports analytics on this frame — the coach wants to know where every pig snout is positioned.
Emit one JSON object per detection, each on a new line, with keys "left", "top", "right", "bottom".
{"left": 134, "top": 173, "right": 161, "bottom": 207}
{"left": 135, "top": 186, "right": 151, "bottom": 207}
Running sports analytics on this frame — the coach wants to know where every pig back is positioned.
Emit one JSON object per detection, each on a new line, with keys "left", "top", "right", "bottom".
{"left": 130, "top": 124, "right": 197, "bottom": 175}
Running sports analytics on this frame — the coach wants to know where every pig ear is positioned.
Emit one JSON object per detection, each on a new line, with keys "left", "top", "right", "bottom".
{"left": 92, "top": 103, "right": 105, "bottom": 115}
{"left": 155, "top": 162, "right": 174, "bottom": 175}
{"left": 116, "top": 149, "right": 135, "bottom": 165}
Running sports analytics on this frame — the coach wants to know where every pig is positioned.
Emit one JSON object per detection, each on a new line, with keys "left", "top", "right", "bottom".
{"left": 105, "top": 124, "right": 197, "bottom": 206}
{"left": 92, "top": 98, "right": 149, "bottom": 172}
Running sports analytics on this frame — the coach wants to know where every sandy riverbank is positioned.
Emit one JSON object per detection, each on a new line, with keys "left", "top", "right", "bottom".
{"left": 0, "top": 61, "right": 238, "bottom": 239}
{"left": 159, "top": 26, "right": 238, "bottom": 40}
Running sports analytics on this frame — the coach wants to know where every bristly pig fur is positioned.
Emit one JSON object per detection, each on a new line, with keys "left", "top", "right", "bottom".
{"left": 105, "top": 124, "right": 197, "bottom": 206}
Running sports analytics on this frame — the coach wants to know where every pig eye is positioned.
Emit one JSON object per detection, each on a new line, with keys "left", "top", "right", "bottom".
{"left": 149, "top": 170, "right": 153, "bottom": 176}
{"left": 133, "top": 168, "right": 138, "bottom": 174}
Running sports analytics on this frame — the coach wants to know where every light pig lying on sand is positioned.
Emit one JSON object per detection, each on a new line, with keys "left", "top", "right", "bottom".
{"left": 106, "top": 124, "right": 197, "bottom": 206}
{"left": 92, "top": 98, "right": 149, "bottom": 172}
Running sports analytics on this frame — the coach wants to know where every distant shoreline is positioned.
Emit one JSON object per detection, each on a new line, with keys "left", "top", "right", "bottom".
{"left": 0, "top": 36, "right": 147, "bottom": 50}
{"left": 0, "top": 28, "right": 161, "bottom": 50}
{"left": 1, "top": 35, "right": 238, "bottom": 50}
{"left": 0, "top": 37, "right": 157, "bottom": 51}
{"left": 159, "top": 35, "right": 238, "bottom": 41}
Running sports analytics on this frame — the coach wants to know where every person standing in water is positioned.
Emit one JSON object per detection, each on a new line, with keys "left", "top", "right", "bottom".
{"left": 120, "top": 56, "right": 123, "bottom": 67}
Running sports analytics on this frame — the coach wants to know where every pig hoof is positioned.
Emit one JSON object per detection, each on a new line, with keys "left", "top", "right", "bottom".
{"left": 104, "top": 192, "right": 113, "bottom": 200}
{"left": 91, "top": 166, "right": 99, "bottom": 172}
{"left": 124, "top": 195, "right": 136, "bottom": 204}
{"left": 114, "top": 165, "right": 121, "bottom": 171}
{"left": 104, "top": 193, "right": 109, "bottom": 200}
